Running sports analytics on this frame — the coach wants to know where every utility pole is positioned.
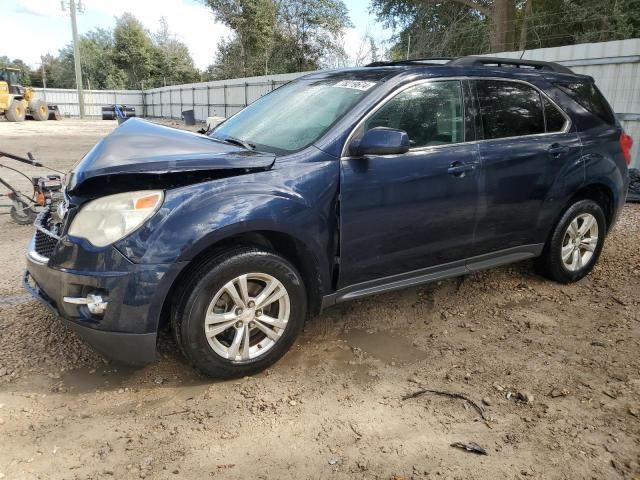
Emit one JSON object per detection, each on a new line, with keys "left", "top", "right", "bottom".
{"left": 62, "top": 0, "right": 85, "bottom": 118}
{"left": 40, "top": 55, "right": 47, "bottom": 102}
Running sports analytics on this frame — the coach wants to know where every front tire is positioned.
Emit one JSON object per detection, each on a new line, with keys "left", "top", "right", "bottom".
{"left": 5, "top": 99, "right": 26, "bottom": 122}
{"left": 538, "top": 199, "right": 606, "bottom": 283}
{"left": 172, "top": 247, "right": 307, "bottom": 379}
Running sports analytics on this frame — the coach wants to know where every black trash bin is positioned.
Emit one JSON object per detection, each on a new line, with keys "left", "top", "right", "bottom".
{"left": 182, "top": 109, "right": 196, "bottom": 126}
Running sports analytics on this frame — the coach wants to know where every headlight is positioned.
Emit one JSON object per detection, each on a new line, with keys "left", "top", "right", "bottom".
{"left": 68, "top": 190, "right": 164, "bottom": 247}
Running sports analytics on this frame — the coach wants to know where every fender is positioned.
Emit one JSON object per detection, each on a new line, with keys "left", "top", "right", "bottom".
{"left": 537, "top": 151, "right": 627, "bottom": 240}
{"left": 580, "top": 122, "right": 629, "bottom": 227}
{"left": 582, "top": 154, "right": 628, "bottom": 207}
{"left": 582, "top": 157, "right": 628, "bottom": 229}
{"left": 116, "top": 158, "right": 340, "bottom": 295}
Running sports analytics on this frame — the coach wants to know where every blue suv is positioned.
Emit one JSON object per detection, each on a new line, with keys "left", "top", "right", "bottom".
{"left": 25, "top": 57, "right": 632, "bottom": 378}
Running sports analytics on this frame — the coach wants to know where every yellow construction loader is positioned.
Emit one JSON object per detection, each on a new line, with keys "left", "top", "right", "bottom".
{"left": 0, "top": 67, "right": 59, "bottom": 122}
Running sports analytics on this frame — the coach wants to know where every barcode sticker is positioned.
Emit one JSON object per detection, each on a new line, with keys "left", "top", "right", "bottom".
{"left": 334, "top": 80, "right": 377, "bottom": 91}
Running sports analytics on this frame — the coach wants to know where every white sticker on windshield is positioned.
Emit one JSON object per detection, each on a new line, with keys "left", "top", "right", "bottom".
{"left": 334, "top": 80, "right": 376, "bottom": 91}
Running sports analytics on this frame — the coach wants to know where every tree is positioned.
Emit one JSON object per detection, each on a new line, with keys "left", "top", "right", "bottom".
{"left": 49, "top": 29, "right": 126, "bottom": 89}
{"left": 113, "top": 13, "right": 154, "bottom": 89}
{"left": 205, "top": 0, "right": 278, "bottom": 77}
{"left": 0, "top": 57, "right": 32, "bottom": 86}
{"left": 151, "top": 17, "right": 201, "bottom": 87}
{"left": 277, "top": 0, "right": 353, "bottom": 71}
{"left": 205, "top": 0, "right": 353, "bottom": 79}
{"left": 5, "top": 13, "right": 202, "bottom": 90}
{"left": 372, "top": 0, "right": 640, "bottom": 59}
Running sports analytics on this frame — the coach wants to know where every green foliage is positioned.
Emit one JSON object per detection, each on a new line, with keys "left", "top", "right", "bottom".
{"left": 113, "top": 13, "right": 154, "bottom": 89}
{"left": 372, "top": 0, "right": 640, "bottom": 59}
{"left": 205, "top": 0, "right": 353, "bottom": 80}
{"left": 0, "top": 57, "right": 32, "bottom": 86}
{"left": 151, "top": 18, "right": 201, "bottom": 87}
{"left": 54, "top": 29, "right": 127, "bottom": 89}
{"left": 11, "top": 13, "right": 202, "bottom": 90}
{"left": 205, "top": 0, "right": 277, "bottom": 78}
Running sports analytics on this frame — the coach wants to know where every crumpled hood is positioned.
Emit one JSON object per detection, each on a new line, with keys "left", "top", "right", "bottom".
{"left": 66, "top": 118, "right": 275, "bottom": 195}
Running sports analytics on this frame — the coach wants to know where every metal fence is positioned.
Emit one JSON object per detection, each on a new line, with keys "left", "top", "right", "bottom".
{"left": 32, "top": 88, "right": 144, "bottom": 118}
{"left": 142, "top": 72, "right": 306, "bottom": 121}
{"left": 33, "top": 39, "right": 639, "bottom": 167}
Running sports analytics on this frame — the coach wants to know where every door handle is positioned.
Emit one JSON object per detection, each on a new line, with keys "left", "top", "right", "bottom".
{"left": 447, "top": 161, "right": 476, "bottom": 177}
{"left": 547, "top": 143, "right": 569, "bottom": 157}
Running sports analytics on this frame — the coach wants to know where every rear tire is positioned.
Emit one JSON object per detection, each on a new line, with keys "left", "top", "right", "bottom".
{"left": 172, "top": 247, "right": 307, "bottom": 379}
{"left": 5, "top": 99, "right": 25, "bottom": 122}
{"left": 30, "top": 100, "right": 48, "bottom": 121}
{"left": 538, "top": 199, "right": 606, "bottom": 283}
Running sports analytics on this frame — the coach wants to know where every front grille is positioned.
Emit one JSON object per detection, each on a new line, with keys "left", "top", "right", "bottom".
{"left": 32, "top": 208, "right": 62, "bottom": 260}
{"left": 34, "top": 229, "right": 58, "bottom": 258}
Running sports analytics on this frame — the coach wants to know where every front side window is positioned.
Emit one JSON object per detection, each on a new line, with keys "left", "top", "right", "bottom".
{"left": 211, "top": 78, "right": 377, "bottom": 154}
{"left": 475, "top": 80, "right": 545, "bottom": 139}
{"left": 362, "top": 80, "right": 464, "bottom": 148}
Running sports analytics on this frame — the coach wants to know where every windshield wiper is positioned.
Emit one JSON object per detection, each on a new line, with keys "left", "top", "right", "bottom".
{"left": 221, "top": 136, "right": 255, "bottom": 151}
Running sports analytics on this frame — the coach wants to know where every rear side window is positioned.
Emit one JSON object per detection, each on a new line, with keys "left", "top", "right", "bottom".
{"left": 555, "top": 81, "right": 615, "bottom": 125}
{"left": 475, "top": 80, "right": 545, "bottom": 139}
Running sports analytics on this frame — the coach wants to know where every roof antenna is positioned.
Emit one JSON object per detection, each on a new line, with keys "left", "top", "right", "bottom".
{"left": 520, "top": 48, "right": 526, "bottom": 60}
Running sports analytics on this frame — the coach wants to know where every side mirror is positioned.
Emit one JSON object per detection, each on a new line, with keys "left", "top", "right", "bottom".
{"left": 349, "top": 127, "right": 410, "bottom": 157}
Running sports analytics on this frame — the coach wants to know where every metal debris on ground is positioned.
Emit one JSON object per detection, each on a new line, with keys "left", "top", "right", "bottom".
{"left": 402, "top": 388, "right": 489, "bottom": 421}
{"left": 451, "top": 441, "right": 489, "bottom": 455}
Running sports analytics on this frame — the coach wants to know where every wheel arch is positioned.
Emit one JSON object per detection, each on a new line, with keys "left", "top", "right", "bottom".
{"left": 566, "top": 182, "right": 616, "bottom": 232}
{"left": 538, "top": 180, "right": 617, "bottom": 254}
{"left": 158, "top": 229, "right": 327, "bottom": 331}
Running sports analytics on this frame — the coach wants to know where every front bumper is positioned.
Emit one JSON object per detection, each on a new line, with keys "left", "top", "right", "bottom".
{"left": 24, "top": 236, "right": 186, "bottom": 366}
{"left": 24, "top": 273, "right": 157, "bottom": 365}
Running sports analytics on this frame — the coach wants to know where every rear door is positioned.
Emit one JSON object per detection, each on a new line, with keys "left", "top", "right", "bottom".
{"left": 471, "top": 78, "right": 583, "bottom": 256}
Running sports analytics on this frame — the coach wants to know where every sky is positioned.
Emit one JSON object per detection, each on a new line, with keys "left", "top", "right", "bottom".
{"left": 1, "top": 0, "right": 391, "bottom": 70}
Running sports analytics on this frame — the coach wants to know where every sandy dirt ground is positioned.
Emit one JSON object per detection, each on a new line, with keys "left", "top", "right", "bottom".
{"left": 0, "top": 118, "right": 638, "bottom": 480}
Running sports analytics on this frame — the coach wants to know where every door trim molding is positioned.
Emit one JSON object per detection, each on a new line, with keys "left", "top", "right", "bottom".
{"left": 321, "top": 243, "right": 544, "bottom": 309}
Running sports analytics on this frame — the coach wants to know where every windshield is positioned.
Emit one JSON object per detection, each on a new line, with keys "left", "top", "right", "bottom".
{"left": 210, "top": 78, "right": 378, "bottom": 154}
{"left": 0, "top": 70, "right": 20, "bottom": 85}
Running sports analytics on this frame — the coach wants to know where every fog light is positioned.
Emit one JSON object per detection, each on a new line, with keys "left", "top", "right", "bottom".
{"left": 63, "top": 293, "right": 108, "bottom": 315}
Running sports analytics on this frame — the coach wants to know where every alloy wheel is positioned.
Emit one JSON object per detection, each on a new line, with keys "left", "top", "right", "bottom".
{"left": 204, "top": 273, "right": 290, "bottom": 362}
{"left": 561, "top": 213, "right": 599, "bottom": 272}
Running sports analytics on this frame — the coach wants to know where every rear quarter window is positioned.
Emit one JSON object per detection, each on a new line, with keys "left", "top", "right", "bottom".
{"left": 555, "top": 81, "right": 616, "bottom": 125}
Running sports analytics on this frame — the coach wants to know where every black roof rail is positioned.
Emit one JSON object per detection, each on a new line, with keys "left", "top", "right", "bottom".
{"left": 366, "top": 57, "right": 454, "bottom": 67}
{"left": 448, "top": 56, "right": 573, "bottom": 74}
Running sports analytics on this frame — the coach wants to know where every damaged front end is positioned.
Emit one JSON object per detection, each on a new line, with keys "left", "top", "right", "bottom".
{"left": 24, "top": 118, "right": 277, "bottom": 365}
{"left": 66, "top": 118, "right": 275, "bottom": 196}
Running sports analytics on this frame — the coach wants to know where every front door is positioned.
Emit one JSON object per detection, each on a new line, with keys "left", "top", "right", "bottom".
{"left": 339, "top": 79, "right": 480, "bottom": 288}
